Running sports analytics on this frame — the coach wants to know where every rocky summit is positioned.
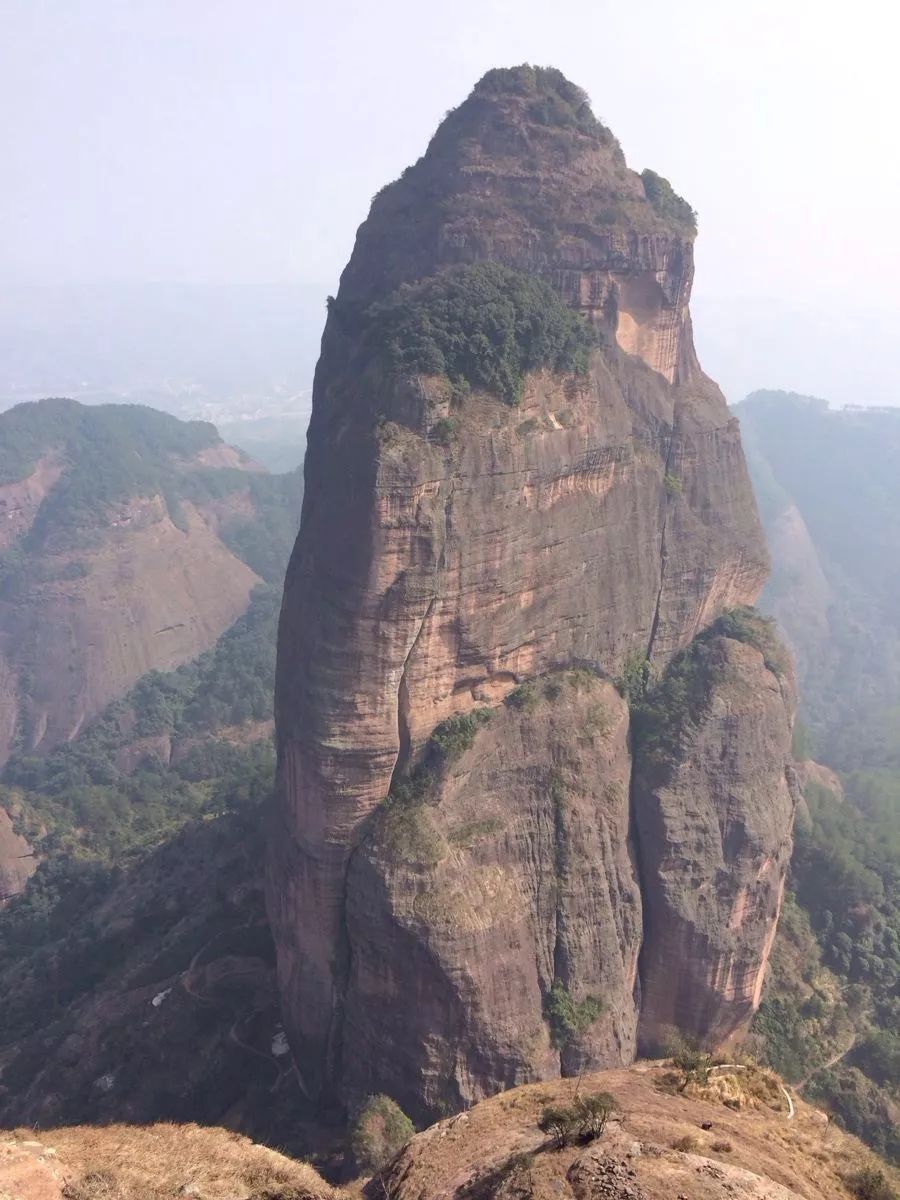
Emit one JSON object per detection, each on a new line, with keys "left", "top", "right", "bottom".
{"left": 269, "top": 66, "right": 796, "bottom": 1119}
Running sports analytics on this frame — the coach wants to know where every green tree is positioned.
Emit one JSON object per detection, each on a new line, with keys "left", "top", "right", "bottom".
{"left": 350, "top": 1094, "right": 415, "bottom": 1173}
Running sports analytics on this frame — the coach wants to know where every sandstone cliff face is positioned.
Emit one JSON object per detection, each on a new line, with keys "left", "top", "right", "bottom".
{"left": 632, "top": 633, "right": 798, "bottom": 1052}
{"left": 271, "top": 67, "right": 786, "bottom": 1112}
{"left": 343, "top": 675, "right": 641, "bottom": 1120}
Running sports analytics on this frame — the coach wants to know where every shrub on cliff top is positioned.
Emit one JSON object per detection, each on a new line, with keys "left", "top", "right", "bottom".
{"left": 350, "top": 1093, "right": 415, "bottom": 1173}
{"left": 538, "top": 1092, "right": 618, "bottom": 1148}
{"left": 365, "top": 263, "right": 597, "bottom": 405}
{"left": 641, "top": 168, "right": 697, "bottom": 234}
{"left": 712, "top": 606, "right": 789, "bottom": 678}
{"left": 631, "top": 607, "right": 787, "bottom": 762}
{"left": 473, "top": 65, "right": 612, "bottom": 141}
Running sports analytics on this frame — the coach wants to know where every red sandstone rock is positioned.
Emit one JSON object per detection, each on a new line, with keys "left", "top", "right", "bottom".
{"left": 269, "top": 67, "right": 788, "bottom": 1112}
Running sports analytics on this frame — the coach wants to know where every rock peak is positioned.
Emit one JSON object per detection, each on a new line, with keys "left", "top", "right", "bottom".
{"left": 336, "top": 65, "right": 697, "bottom": 382}
{"left": 452, "top": 63, "right": 621, "bottom": 149}
{"left": 270, "top": 69, "right": 783, "bottom": 1117}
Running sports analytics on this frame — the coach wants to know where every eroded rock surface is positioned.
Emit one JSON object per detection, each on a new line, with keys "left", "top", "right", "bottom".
{"left": 632, "top": 631, "right": 798, "bottom": 1051}
{"left": 343, "top": 675, "right": 641, "bottom": 1118}
{"left": 270, "top": 66, "right": 784, "bottom": 1110}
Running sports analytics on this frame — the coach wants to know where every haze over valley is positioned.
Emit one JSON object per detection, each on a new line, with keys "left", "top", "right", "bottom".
{"left": 0, "top": 6, "right": 898, "bottom": 1200}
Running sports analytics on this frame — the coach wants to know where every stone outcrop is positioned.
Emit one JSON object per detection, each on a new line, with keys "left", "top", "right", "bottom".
{"left": 270, "top": 67, "right": 790, "bottom": 1113}
{"left": 632, "top": 632, "right": 798, "bottom": 1052}
{"left": 377, "top": 1066, "right": 893, "bottom": 1200}
{"left": 343, "top": 675, "right": 641, "bottom": 1120}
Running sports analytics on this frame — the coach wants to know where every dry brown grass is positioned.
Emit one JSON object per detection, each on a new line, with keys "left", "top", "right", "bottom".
{"left": 670, "top": 1133, "right": 701, "bottom": 1153}
{"left": 7, "top": 1123, "right": 343, "bottom": 1200}
{"left": 683, "top": 1063, "right": 788, "bottom": 1112}
{"left": 379, "top": 1064, "right": 900, "bottom": 1200}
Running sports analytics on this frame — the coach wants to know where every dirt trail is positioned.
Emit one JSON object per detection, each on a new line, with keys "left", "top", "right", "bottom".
{"left": 179, "top": 928, "right": 284, "bottom": 1082}
{"left": 796, "top": 1035, "right": 856, "bottom": 1091}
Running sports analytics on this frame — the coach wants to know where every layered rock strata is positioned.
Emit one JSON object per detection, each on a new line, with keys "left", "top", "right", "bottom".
{"left": 270, "top": 66, "right": 791, "bottom": 1112}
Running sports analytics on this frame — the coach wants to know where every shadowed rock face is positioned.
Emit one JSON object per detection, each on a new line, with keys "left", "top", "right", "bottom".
{"left": 270, "top": 66, "right": 782, "bottom": 1110}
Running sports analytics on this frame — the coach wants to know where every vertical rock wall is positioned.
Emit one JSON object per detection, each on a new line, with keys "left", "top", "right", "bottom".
{"left": 270, "top": 67, "right": 791, "bottom": 1111}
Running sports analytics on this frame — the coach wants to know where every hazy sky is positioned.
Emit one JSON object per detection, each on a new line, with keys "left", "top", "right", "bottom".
{"left": 3, "top": 0, "right": 900, "bottom": 402}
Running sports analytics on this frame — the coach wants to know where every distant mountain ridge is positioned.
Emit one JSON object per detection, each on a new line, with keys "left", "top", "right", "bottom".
{"left": 0, "top": 397, "right": 301, "bottom": 899}
{"left": 0, "top": 282, "right": 325, "bottom": 403}
{"left": 736, "top": 390, "right": 900, "bottom": 769}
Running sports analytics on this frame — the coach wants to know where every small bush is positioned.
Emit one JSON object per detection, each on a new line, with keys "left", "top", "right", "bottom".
{"left": 507, "top": 683, "right": 539, "bottom": 713}
{"left": 567, "top": 667, "right": 599, "bottom": 691}
{"left": 586, "top": 702, "right": 612, "bottom": 736}
{"left": 672, "top": 1133, "right": 701, "bottom": 1153}
{"left": 711, "top": 1139, "right": 733, "bottom": 1153}
{"left": 663, "top": 1031, "right": 714, "bottom": 1087}
{"left": 432, "top": 417, "right": 458, "bottom": 445}
{"left": 539, "top": 1104, "right": 577, "bottom": 1148}
{"left": 538, "top": 1093, "right": 616, "bottom": 1148}
{"left": 429, "top": 708, "right": 493, "bottom": 762}
{"left": 63, "top": 1170, "right": 121, "bottom": 1199}
{"left": 574, "top": 1091, "right": 617, "bottom": 1138}
{"left": 545, "top": 979, "right": 604, "bottom": 1047}
{"left": 847, "top": 1167, "right": 896, "bottom": 1200}
{"left": 350, "top": 1094, "right": 415, "bottom": 1173}
{"left": 616, "top": 649, "right": 651, "bottom": 705}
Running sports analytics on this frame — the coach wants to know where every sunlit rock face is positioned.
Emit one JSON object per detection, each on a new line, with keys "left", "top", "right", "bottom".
{"left": 632, "top": 633, "right": 799, "bottom": 1054}
{"left": 269, "top": 66, "right": 785, "bottom": 1112}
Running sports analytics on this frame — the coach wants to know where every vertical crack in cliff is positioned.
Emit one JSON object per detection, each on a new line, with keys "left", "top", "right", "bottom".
{"left": 549, "top": 764, "right": 570, "bottom": 1074}
{"left": 333, "top": 477, "right": 456, "bottom": 1097}
{"left": 388, "top": 475, "right": 455, "bottom": 790}
{"left": 389, "top": 594, "right": 437, "bottom": 791}
{"left": 626, "top": 736, "right": 651, "bottom": 1034}
{"left": 646, "top": 429, "right": 678, "bottom": 663}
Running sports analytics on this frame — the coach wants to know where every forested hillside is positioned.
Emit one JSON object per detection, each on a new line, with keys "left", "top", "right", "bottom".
{"left": 0, "top": 398, "right": 300, "bottom": 776}
{"left": 0, "top": 495, "right": 304, "bottom": 1140}
{"left": 737, "top": 391, "right": 900, "bottom": 770}
{"left": 739, "top": 392, "right": 900, "bottom": 1162}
